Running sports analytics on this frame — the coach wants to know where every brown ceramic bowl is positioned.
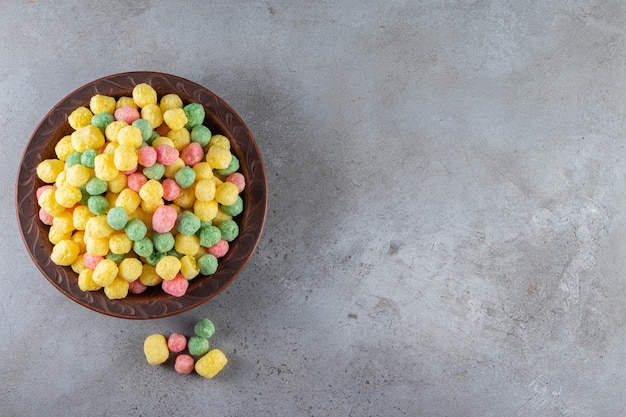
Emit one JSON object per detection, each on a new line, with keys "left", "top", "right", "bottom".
{"left": 16, "top": 72, "right": 268, "bottom": 319}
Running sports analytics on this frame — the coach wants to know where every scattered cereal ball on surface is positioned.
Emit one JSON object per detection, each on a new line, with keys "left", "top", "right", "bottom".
{"left": 153, "top": 232, "right": 175, "bottom": 253}
{"left": 80, "top": 149, "right": 98, "bottom": 169}
{"left": 92, "top": 258, "right": 119, "bottom": 287}
{"left": 180, "top": 142, "right": 204, "bottom": 166}
{"left": 118, "top": 257, "right": 143, "bottom": 282}
{"left": 155, "top": 144, "right": 179, "bottom": 166}
{"left": 168, "top": 333, "right": 187, "bottom": 353}
{"left": 160, "top": 93, "right": 183, "bottom": 113}
{"left": 87, "top": 195, "right": 109, "bottom": 215}
{"left": 104, "top": 277, "right": 129, "bottom": 300}
{"left": 128, "top": 278, "right": 147, "bottom": 294}
{"left": 137, "top": 146, "right": 157, "bottom": 167}
{"left": 143, "top": 162, "right": 165, "bottom": 181}
{"left": 188, "top": 336, "right": 209, "bottom": 356}
{"left": 133, "top": 237, "right": 154, "bottom": 258}
{"left": 176, "top": 211, "right": 201, "bottom": 236}
{"left": 50, "top": 240, "right": 80, "bottom": 266}
{"left": 144, "top": 334, "right": 169, "bottom": 366}
{"left": 195, "top": 349, "right": 227, "bottom": 379}
{"left": 125, "top": 218, "right": 148, "bottom": 241}
{"left": 174, "top": 354, "right": 195, "bottom": 375}
{"left": 218, "top": 219, "right": 239, "bottom": 242}
{"left": 55, "top": 135, "right": 74, "bottom": 161}
{"left": 162, "top": 178, "right": 181, "bottom": 201}
{"left": 194, "top": 318, "right": 216, "bottom": 339}
{"left": 78, "top": 268, "right": 101, "bottom": 291}
{"left": 90, "top": 94, "right": 116, "bottom": 115}
{"left": 215, "top": 182, "right": 239, "bottom": 206}
{"left": 133, "top": 83, "right": 158, "bottom": 108}
{"left": 174, "top": 166, "right": 196, "bottom": 188}
{"left": 163, "top": 108, "right": 188, "bottom": 130}
{"left": 208, "top": 239, "right": 229, "bottom": 258}
{"left": 197, "top": 253, "right": 218, "bottom": 275}
{"left": 162, "top": 274, "right": 188, "bottom": 297}
{"left": 37, "top": 159, "right": 65, "bottom": 183}
{"left": 114, "top": 106, "right": 140, "bottom": 125}
{"left": 221, "top": 196, "right": 243, "bottom": 217}
{"left": 71, "top": 124, "right": 105, "bottom": 152}
{"left": 152, "top": 205, "right": 177, "bottom": 233}
{"left": 190, "top": 125, "right": 212, "bottom": 147}
{"left": 127, "top": 172, "right": 148, "bottom": 193}
{"left": 141, "top": 104, "right": 163, "bottom": 128}
{"left": 91, "top": 112, "right": 115, "bottom": 132}
{"left": 68, "top": 106, "right": 94, "bottom": 130}
{"left": 155, "top": 255, "right": 181, "bottom": 280}
{"left": 206, "top": 145, "right": 232, "bottom": 169}
{"left": 183, "top": 103, "right": 205, "bottom": 129}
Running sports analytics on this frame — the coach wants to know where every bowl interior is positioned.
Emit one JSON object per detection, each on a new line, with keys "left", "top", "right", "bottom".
{"left": 16, "top": 72, "right": 267, "bottom": 319}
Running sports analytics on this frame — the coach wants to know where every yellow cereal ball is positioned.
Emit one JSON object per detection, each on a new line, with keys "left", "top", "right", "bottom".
{"left": 73, "top": 205, "right": 94, "bottom": 230}
{"left": 109, "top": 232, "right": 133, "bottom": 254}
{"left": 118, "top": 257, "right": 143, "bottom": 282}
{"left": 193, "top": 200, "right": 218, "bottom": 222}
{"left": 94, "top": 153, "right": 119, "bottom": 181}
{"left": 215, "top": 182, "right": 239, "bottom": 206}
{"left": 36, "top": 159, "right": 65, "bottom": 183}
{"left": 209, "top": 134, "right": 231, "bottom": 150}
{"left": 140, "top": 198, "right": 164, "bottom": 214}
{"left": 174, "top": 234, "right": 200, "bottom": 256}
{"left": 54, "top": 170, "right": 68, "bottom": 188}
{"left": 163, "top": 108, "right": 188, "bottom": 131}
{"left": 116, "top": 188, "right": 141, "bottom": 214}
{"left": 173, "top": 185, "right": 196, "bottom": 209}
{"left": 167, "top": 128, "right": 191, "bottom": 151}
{"left": 192, "top": 162, "right": 213, "bottom": 180}
{"left": 140, "top": 264, "right": 162, "bottom": 286}
{"left": 55, "top": 184, "right": 82, "bottom": 208}
{"left": 78, "top": 268, "right": 102, "bottom": 291}
{"left": 85, "top": 214, "right": 114, "bottom": 239}
{"left": 151, "top": 136, "right": 175, "bottom": 148}
{"left": 195, "top": 179, "right": 216, "bottom": 202}
{"left": 155, "top": 255, "right": 181, "bottom": 280}
{"left": 132, "top": 83, "right": 158, "bottom": 108}
{"left": 103, "top": 142, "right": 118, "bottom": 154}
{"left": 195, "top": 349, "right": 228, "bottom": 379}
{"left": 114, "top": 143, "right": 138, "bottom": 172}
{"left": 104, "top": 277, "right": 129, "bottom": 300}
{"left": 71, "top": 230, "right": 87, "bottom": 253}
{"left": 71, "top": 253, "right": 87, "bottom": 274}
{"left": 52, "top": 211, "right": 74, "bottom": 234}
{"left": 212, "top": 208, "right": 232, "bottom": 226}
{"left": 54, "top": 135, "right": 74, "bottom": 161}
{"left": 68, "top": 106, "right": 94, "bottom": 130}
{"left": 210, "top": 176, "right": 223, "bottom": 187}
{"left": 205, "top": 145, "right": 232, "bottom": 169}
{"left": 195, "top": 245, "right": 207, "bottom": 260}
{"left": 180, "top": 254, "right": 200, "bottom": 279}
{"left": 71, "top": 124, "right": 105, "bottom": 152}
{"left": 85, "top": 236, "right": 110, "bottom": 256}
{"left": 139, "top": 179, "right": 164, "bottom": 203}
{"left": 92, "top": 258, "right": 118, "bottom": 287}
{"left": 141, "top": 104, "right": 163, "bottom": 128}
{"left": 105, "top": 191, "right": 119, "bottom": 208}
{"left": 143, "top": 334, "right": 169, "bottom": 366}
{"left": 163, "top": 157, "right": 185, "bottom": 178}
{"left": 90, "top": 94, "right": 116, "bottom": 114}
{"left": 159, "top": 93, "right": 183, "bottom": 113}
{"left": 108, "top": 172, "right": 128, "bottom": 194}
{"left": 65, "top": 164, "right": 92, "bottom": 187}
{"left": 116, "top": 96, "right": 137, "bottom": 109}
{"left": 117, "top": 125, "right": 143, "bottom": 148}
{"left": 50, "top": 239, "right": 80, "bottom": 266}
{"left": 38, "top": 189, "right": 66, "bottom": 216}
{"left": 105, "top": 120, "right": 129, "bottom": 143}
{"left": 48, "top": 225, "right": 72, "bottom": 245}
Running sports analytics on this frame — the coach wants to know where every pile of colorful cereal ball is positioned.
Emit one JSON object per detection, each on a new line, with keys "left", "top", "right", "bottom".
{"left": 144, "top": 318, "right": 228, "bottom": 377}
{"left": 35, "top": 83, "right": 246, "bottom": 299}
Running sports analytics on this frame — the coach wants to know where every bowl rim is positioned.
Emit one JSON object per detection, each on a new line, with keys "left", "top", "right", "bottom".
{"left": 15, "top": 71, "right": 268, "bottom": 319}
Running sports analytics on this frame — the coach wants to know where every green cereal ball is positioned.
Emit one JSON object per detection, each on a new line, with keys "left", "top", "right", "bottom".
{"left": 152, "top": 232, "right": 175, "bottom": 253}
{"left": 174, "top": 166, "right": 196, "bottom": 188}
{"left": 166, "top": 249, "right": 183, "bottom": 259}
{"left": 91, "top": 112, "right": 114, "bottom": 132}
{"left": 221, "top": 196, "right": 243, "bottom": 217}
{"left": 125, "top": 218, "right": 147, "bottom": 241}
{"left": 80, "top": 149, "right": 98, "bottom": 168}
{"left": 190, "top": 125, "right": 212, "bottom": 147}
{"left": 85, "top": 177, "right": 108, "bottom": 195}
{"left": 143, "top": 162, "right": 165, "bottom": 181}
{"left": 65, "top": 152, "right": 82, "bottom": 167}
{"left": 188, "top": 336, "right": 210, "bottom": 356}
{"left": 146, "top": 131, "right": 158, "bottom": 146}
{"left": 87, "top": 195, "right": 109, "bottom": 215}
{"left": 183, "top": 103, "right": 205, "bottom": 129}
{"left": 107, "top": 206, "right": 128, "bottom": 230}
{"left": 106, "top": 252, "right": 126, "bottom": 264}
{"left": 218, "top": 220, "right": 239, "bottom": 242}
{"left": 175, "top": 211, "right": 201, "bottom": 236}
{"left": 132, "top": 118, "right": 153, "bottom": 141}
{"left": 145, "top": 251, "right": 166, "bottom": 266}
{"left": 198, "top": 225, "right": 221, "bottom": 248}
{"left": 197, "top": 254, "right": 218, "bottom": 275}
{"left": 194, "top": 318, "right": 215, "bottom": 339}
{"left": 216, "top": 155, "right": 240, "bottom": 176}
{"left": 79, "top": 186, "right": 90, "bottom": 205}
{"left": 133, "top": 237, "right": 154, "bottom": 258}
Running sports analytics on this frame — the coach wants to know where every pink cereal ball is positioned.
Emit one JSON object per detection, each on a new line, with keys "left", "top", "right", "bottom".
{"left": 226, "top": 172, "right": 245, "bottom": 193}
{"left": 114, "top": 106, "right": 140, "bottom": 124}
{"left": 39, "top": 208, "right": 54, "bottom": 225}
{"left": 162, "top": 274, "right": 189, "bottom": 297}
{"left": 128, "top": 279, "right": 147, "bottom": 294}
{"left": 127, "top": 172, "right": 148, "bottom": 192}
{"left": 152, "top": 205, "right": 178, "bottom": 233}
{"left": 168, "top": 333, "right": 187, "bottom": 353}
{"left": 155, "top": 144, "right": 179, "bottom": 166}
{"left": 174, "top": 354, "right": 195, "bottom": 374}
{"left": 83, "top": 253, "right": 104, "bottom": 269}
{"left": 162, "top": 178, "right": 181, "bottom": 201}
{"left": 138, "top": 146, "right": 157, "bottom": 167}
{"left": 36, "top": 185, "right": 55, "bottom": 200}
{"left": 121, "top": 167, "right": 137, "bottom": 175}
{"left": 208, "top": 239, "right": 229, "bottom": 258}
{"left": 180, "top": 142, "right": 204, "bottom": 166}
